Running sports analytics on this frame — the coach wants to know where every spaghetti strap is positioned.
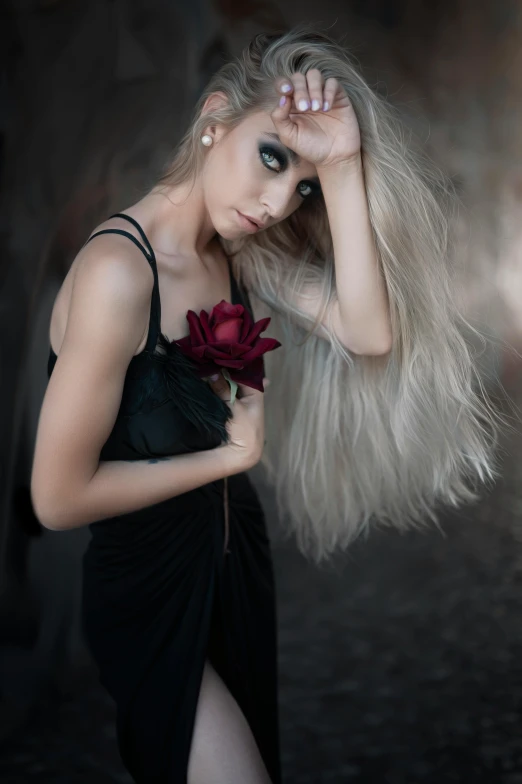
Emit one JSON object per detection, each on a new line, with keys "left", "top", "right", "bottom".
{"left": 84, "top": 216, "right": 162, "bottom": 354}
{"left": 85, "top": 229, "right": 152, "bottom": 260}
{"left": 108, "top": 212, "right": 156, "bottom": 259}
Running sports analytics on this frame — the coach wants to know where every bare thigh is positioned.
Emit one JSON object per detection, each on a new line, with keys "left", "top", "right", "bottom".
{"left": 187, "top": 658, "right": 273, "bottom": 784}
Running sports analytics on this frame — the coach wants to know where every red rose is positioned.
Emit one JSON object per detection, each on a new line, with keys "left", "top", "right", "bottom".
{"left": 173, "top": 300, "right": 281, "bottom": 392}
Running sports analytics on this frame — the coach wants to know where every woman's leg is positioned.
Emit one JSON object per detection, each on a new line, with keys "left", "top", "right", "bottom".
{"left": 187, "top": 659, "right": 273, "bottom": 784}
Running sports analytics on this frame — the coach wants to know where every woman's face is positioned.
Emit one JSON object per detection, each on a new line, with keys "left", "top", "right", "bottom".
{"left": 201, "top": 109, "right": 322, "bottom": 238}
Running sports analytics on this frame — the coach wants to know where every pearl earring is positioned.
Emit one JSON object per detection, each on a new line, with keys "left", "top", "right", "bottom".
{"left": 201, "top": 134, "right": 213, "bottom": 147}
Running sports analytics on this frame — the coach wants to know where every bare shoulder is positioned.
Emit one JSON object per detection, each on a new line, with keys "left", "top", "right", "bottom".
{"left": 74, "top": 231, "right": 153, "bottom": 299}
{"left": 50, "top": 223, "right": 155, "bottom": 356}
{"left": 77, "top": 218, "right": 155, "bottom": 285}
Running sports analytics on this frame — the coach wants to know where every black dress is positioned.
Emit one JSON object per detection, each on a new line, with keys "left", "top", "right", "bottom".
{"left": 46, "top": 213, "right": 282, "bottom": 784}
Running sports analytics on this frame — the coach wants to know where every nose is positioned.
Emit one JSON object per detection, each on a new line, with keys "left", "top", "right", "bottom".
{"left": 261, "top": 180, "right": 296, "bottom": 222}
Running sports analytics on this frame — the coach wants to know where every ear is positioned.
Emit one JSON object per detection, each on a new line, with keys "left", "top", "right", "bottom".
{"left": 200, "top": 91, "right": 230, "bottom": 143}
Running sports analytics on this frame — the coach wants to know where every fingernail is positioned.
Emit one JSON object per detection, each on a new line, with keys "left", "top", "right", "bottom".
{"left": 298, "top": 99, "right": 309, "bottom": 111}
{"left": 312, "top": 99, "right": 321, "bottom": 111}
{"left": 209, "top": 373, "right": 219, "bottom": 381}
{"left": 279, "top": 96, "right": 286, "bottom": 107}
{"left": 281, "top": 83, "right": 292, "bottom": 93}
{"left": 323, "top": 100, "right": 329, "bottom": 111}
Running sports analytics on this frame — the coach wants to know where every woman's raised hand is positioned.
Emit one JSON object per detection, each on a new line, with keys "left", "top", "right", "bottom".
{"left": 270, "top": 69, "right": 362, "bottom": 170}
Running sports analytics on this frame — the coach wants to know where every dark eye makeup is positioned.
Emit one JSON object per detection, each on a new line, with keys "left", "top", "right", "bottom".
{"left": 258, "top": 143, "right": 322, "bottom": 200}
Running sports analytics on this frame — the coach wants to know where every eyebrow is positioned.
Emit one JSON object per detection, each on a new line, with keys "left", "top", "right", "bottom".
{"left": 263, "top": 133, "right": 321, "bottom": 184}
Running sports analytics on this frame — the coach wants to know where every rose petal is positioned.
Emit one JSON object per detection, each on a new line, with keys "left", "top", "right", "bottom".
{"left": 214, "top": 317, "right": 243, "bottom": 343}
{"left": 227, "top": 356, "right": 265, "bottom": 391}
{"left": 212, "top": 357, "right": 248, "bottom": 368}
{"left": 239, "top": 309, "right": 253, "bottom": 342}
{"left": 199, "top": 310, "right": 215, "bottom": 342}
{"left": 188, "top": 346, "right": 206, "bottom": 361}
{"left": 205, "top": 344, "right": 249, "bottom": 360}
{"left": 186, "top": 310, "right": 207, "bottom": 345}
{"left": 173, "top": 335, "right": 192, "bottom": 351}
{"left": 200, "top": 345, "right": 237, "bottom": 359}
{"left": 226, "top": 342, "right": 254, "bottom": 357}
{"left": 238, "top": 337, "right": 282, "bottom": 362}
{"left": 242, "top": 316, "right": 272, "bottom": 344}
{"left": 210, "top": 301, "right": 243, "bottom": 325}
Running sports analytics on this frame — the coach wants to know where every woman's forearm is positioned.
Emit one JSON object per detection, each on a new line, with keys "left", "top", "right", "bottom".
{"left": 317, "top": 154, "right": 392, "bottom": 354}
{"left": 37, "top": 445, "right": 240, "bottom": 531}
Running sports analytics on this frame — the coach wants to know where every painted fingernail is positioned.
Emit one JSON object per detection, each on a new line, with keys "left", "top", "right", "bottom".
{"left": 311, "top": 99, "right": 321, "bottom": 111}
{"left": 323, "top": 100, "right": 330, "bottom": 111}
{"left": 298, "top": 99, "right": 309, "bottom": 111}
{"left": 281, "top": 83, "right": 292, "bottom": 93}
{"left": 279, "top": 96, "right": 286, "bottom": 107}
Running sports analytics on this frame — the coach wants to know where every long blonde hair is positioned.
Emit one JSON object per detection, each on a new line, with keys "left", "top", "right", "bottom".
{"left": 154, "top": 24, "right": 509, "bottom": 563}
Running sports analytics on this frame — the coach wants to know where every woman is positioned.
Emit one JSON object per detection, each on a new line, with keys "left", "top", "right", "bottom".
{"left": 31, "top": 25, "right": 503, "bottom": 784}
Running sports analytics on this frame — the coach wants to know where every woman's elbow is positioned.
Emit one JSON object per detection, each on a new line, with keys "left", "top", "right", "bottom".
{"left": 30, "top": 485, "right": 66, "bottom": 531}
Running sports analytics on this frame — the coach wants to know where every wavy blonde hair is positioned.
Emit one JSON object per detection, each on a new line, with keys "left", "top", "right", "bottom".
{"left": 153, "top": 24, "right": 509, "bottom": 563}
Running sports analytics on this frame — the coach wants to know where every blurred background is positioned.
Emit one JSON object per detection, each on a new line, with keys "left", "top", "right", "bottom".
{"left": 1, "top": 0, "right": 522, "bottom": 782}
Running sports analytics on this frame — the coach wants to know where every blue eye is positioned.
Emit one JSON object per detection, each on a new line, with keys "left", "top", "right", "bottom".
{"left": 259, "top": 146, "right": 284, "bottom": 172}
{"left": 259, "top": 144, "right": 321, "bottom": 200}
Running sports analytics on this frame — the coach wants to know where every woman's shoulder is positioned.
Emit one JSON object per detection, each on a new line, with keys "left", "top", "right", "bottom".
{"left": 49, "top": 219, "right": 155, "bottom": 357}
{"left": 76, "top": 215, "right": 156, "bottom": 283}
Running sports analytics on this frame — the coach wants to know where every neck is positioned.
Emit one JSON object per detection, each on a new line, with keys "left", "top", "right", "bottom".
{"left": 143, "top": 179, "right": 218, "bottom": 260}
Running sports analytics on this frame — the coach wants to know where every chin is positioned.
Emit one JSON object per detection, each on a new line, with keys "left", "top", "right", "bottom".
{"left": 216, "top": 226, "right": 241, "bottom": 241}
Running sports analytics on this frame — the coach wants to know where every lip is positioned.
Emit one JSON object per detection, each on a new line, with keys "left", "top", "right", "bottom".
{"left": 236, "top": 210, "right": 264, "bottom": 232}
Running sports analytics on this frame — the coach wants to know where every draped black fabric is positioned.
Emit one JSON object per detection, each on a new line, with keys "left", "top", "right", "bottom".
{"left": 46, "top": 213, "right": 282, "bottom": 784}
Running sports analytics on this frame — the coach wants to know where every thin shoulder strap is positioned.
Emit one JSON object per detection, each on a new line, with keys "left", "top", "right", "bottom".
{"left": 83, "top": 213, "right": 161, "bottom": 353}
{"left": 108, "top": 212, "right": 155, "bottom": 258}
{"left": 85, "top": 228, "right": 151, "bottom": 259}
